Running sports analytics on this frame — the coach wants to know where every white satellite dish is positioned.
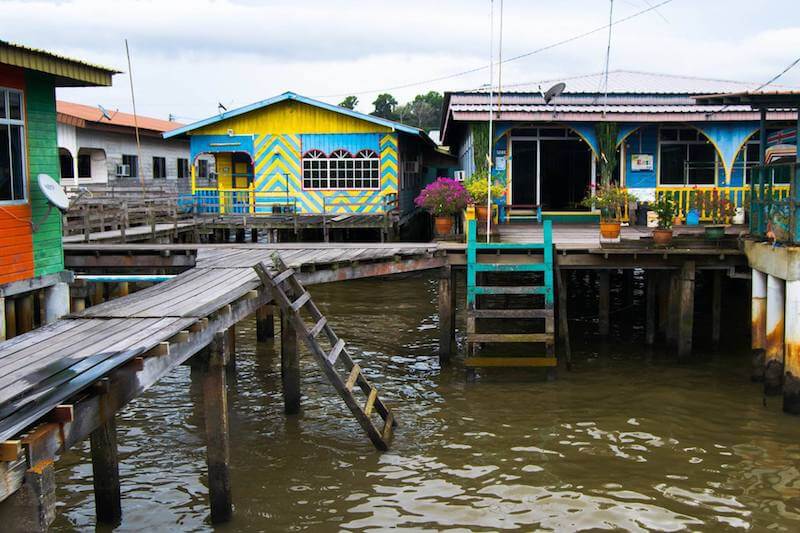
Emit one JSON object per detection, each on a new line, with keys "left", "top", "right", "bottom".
{"left": 38, "top": 173, "right": 70, "bottom": 212}
{"left": 542, "top": 82, "right": 566, "bottom": 104}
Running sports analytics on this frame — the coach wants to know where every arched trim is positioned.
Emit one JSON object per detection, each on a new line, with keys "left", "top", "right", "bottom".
{"left": 193, "top": 150, "right": 254, "bottom": 165}
{"left": 689, "top": 122, "right": 760, "bottom": 184}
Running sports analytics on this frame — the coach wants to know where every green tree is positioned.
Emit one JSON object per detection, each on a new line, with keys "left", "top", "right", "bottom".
{"left": 338, "top": 96, "right": 358, "bottom": 110}
{"left": 396, "top": 91, "right": 444, "bottom": 131}
{"left": 371, "top": 93, "right": 398, "bottom": 120}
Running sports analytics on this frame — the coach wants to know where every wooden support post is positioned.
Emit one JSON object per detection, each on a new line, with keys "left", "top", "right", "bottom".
{"left": 645, "top": 271, "right": 656, "bottom": 345}
{"left": 598, "top": 270, "right": 610, "bottom": 336}
{"left": 202, "top": 331, "right": 232, "bottom": 524}
{"left": 0, "top": 460, "right": 57, "bottom": 532}
{"left": 4, "top": 297, "right": 16, "bottom": 339}
{"left": 256, "top": 304, "right": 275, "bottom": 341}
{"left": 677, "top": 260, "right": 695, "bottom": 362}
{"left": 71, "top": 297, "right": 86, "bottom": 314}
{"left": 623, "top": 269, "right": 634, "bottom": 319}
{"left": 251, "top": 228, "right": 259, "bottom": 243}
{"left": 91, "top": 282, "right": 104, "bottom": 306}
{"left": 765, "top": 275, "right": 785, "bottom": 396}
{"left": 110, "top": 281, "right": 129, "bottom": 299}
{"left": 0, "top": 296, "right": 5, "bottom": 342}
{"left": 17, "top": 293, "right": 34, "bottom": 334}
{"left": 783, "top": 280, "right": 800, "bottom": 413}
{"left": 438, "top": 265, "right": 456, "bottom": 362}
{"left": 751, "top": 269, "right": 768, "bottom": 381}
{"left": 657, "top": 271, "right": 669, "bottom": 339}
{"left": 667, "top": 272, "right": 680, "bottom": 345}
{"left": 226, "top": 324, "right": 236, "bottom": 370}
{"left": 90, "top": 417, "right": 121, "bottom": 525}
{"left": 280, "top": 310, "right": 301, "bottom": 414}
{"left": 235, "top": 228, "right": 245, "bottom": 243}
{"left": 711, "top": 270, "right": 722, "bottom": 348}
{"left": 557, "top": 268, "right": 572, "bottom": 368}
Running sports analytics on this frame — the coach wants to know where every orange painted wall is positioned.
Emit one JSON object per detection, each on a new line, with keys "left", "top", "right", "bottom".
{"left": 0, "top": 64, "right": 35, "bottom": 285}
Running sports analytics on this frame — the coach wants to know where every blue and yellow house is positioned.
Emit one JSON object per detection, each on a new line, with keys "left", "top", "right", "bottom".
{"left": 165, "top": 92, "right": 451, "bottom": 217}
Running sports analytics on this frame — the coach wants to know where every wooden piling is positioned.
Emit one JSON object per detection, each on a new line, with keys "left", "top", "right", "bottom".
{"left": 90, "top": 417, "right": 121, "bottom": 525}
{"left": 5, "top": 297, "right": 16, "bottom": 339}
{"left": 17, "top": 293, "right": 35, "bottom": 334}
{"left": 71, "top": 297, "right": 86, "bottom": 314}
{"left": 751, "top": 269, "right": 768, "bottom": 381}
{"left": 256, "top": 304, "right": 275, "bottom": 341}
{"left": 645, "top": 271, "right": 656, "bottom": 345}
{"left": 667, "top": 272, "right": 680, "bottom": 345}
{"left": 711, "top": 270, "right": 722, "bottom": 348}
{"left": 202, "top": 330, "right": 232, "bottom": 524}
{"left": 783, "top": 280, "right": 800, "bottom": 414}
{"left": 677, "top": 260, "right": 695, "bottom": 361}
{"left": 765, "top": 275, "right": 785, "bottom": 396}
{"left": 0, "top": 296, "right": 5, "bottom": 342}
{"left": 280, "top": 310, "right": 301, "bottom": 414}
{"left": 226, "top": 324, "right": 236, "bottom": 370}
{"left": 251, "top": 228, "right": 259, "bottom": 243}
{"left": 235, "top": 228, "right": 245, "bottom": 243}
{"left": 657, "top": 271, "right": 669, "bottom": 339}
{"left": 598, "top": 270, "right": 610, "bottom": 336}
{"left": 438, "top": 265, "right": 456, "bottom": 362}
{"left": 557, "top": 267, "right": 572, "bottom": 368}
{"left": 91, "top": 283, "right": 105, "bottom": 306}
{"left": 0, "top": 460, "right": 57, "bottom": 532}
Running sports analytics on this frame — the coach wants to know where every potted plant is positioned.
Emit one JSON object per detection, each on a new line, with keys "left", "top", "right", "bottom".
{"left": 581, "top": 183, "right": 636, "bottom": 240}
{"left": 705, "top": 189, "right": 734, "bottom": 240}
{"left": 650, "top": 195, "right": 679, "bottom": 245}
{"left": 465, "top": 170, "right": 506, "bottom": 227}
{"left": 414, "top": 177, "right": 470, "bottom": 236}
{"left": 686, "top": 188, "right": 702, "bottom": 225}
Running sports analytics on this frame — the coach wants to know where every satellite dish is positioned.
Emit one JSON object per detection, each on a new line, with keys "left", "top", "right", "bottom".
{"left": 98, "top": 104, "right": 112, "bottom": 121}
{"left": 38, "top": 174, "right": 70, "bottom": 212}
{"left": 543, "top": 82, "right": 566, "bottom": 104}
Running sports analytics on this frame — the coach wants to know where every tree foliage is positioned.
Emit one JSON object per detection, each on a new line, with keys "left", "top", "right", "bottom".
{"left": 338, "top": 96, "right": 358, "bottom": 109}
{"left": 368, "top": 91, "right": 445, "bottom": 132}
{"left": 371, "top": 93, "right": 398, "bottom": 120}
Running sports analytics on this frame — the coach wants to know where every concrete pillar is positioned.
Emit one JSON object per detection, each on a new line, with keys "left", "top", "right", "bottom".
{"left": 0, "top": 460, "right": 57, "bottom": 532}
{"left": 280, "top": 310, "right": 301, "bottom": 414}
{"left": 784, "top": 280, "right": 800, "bottom": 414}
{"left": 438, "top": 265, "right": 457, "bottom": 362}
{"left": 598, "top": 270, "right": 610, "bottom": 336}
{"left": 203, "top": 331, "right": 232, "bottom": 524}
{"left": 44, "top": 282, "right": 70, "bottom": 324}
{"left": 752, "top": 269, "right": 768, "bottom": 381}
{"left": 765, "top": 275, "right": 786, "bottom": 396}
{"left": 677, "top": 261, "right": 695, "bottom": 361}
{"left": 90, "top": 417, "right": 122, "bottom": 525}
{"left": 256, "top": 304, "right": 275, "bottom": 341}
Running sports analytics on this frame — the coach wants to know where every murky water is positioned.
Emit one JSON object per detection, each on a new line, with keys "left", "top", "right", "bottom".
{"left": 52, "top": 272, "right": 800, "bottom": 531}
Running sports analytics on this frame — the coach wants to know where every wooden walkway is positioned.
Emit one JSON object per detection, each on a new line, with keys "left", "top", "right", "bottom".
{"left": 0, "top": 243, "right": 442, "bottom": 510}
{"left": 63, "top": 221, "right": 199, "bottom": 243}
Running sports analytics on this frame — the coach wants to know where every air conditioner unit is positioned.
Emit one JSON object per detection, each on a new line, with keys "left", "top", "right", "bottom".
{"left": 115, "top": 164, "right": 130, "bottom": 177}
{"left": 403, "top": 160, "right": 419, "bottom": 173}
{"left": 454, "top": 170, "right": 465, "bottom": 181}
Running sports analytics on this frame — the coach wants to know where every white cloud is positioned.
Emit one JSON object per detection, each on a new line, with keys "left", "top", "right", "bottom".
{"left": 4, "top": 0, "right": 798, "bottom": 122}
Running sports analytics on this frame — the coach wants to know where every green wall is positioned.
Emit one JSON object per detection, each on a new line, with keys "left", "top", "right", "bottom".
{"left": 24, "top": 71, "right": 63, "bottom": 277}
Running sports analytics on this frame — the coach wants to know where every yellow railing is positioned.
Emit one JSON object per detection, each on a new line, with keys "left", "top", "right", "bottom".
{"left": 654, "top": 186, "right": 790, "bottom": 221}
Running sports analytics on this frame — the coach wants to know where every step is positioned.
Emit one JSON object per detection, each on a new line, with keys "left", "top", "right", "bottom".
{"left": 467, "top": 333, "right": 552, "bottom": 343}
{"left": 328, "top": 339, "right": 345, "bottom": 364}
{"left": 272, "top": 268, "right": 295, "bottom": 285}
{"left": 464, "top": 356, "right": 558, "bottom": 368}
{"left": 468, "top": 309, "right": 552, "bottom": 318}
{"left": 472, "top": 263, "right": 547, "bottom": 272}
{"left": 344, "top": 364, "right": 360, "bottom": 392}
{"left": 291, "top": 291, "right": 311, "bottom": 311}
{"left": 309, "top": 316, "right": 327, "bottom": 338}
{"left": 470, "top": 286, "right": 549, "bottom": 295}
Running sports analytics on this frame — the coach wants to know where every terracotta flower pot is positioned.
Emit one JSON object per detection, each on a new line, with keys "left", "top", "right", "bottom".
{"left": 599, "top": 221, "right": 621, "bottom": 240}
{"left": 434, "top": 215, "right": 454, "bottom": 236}
{"left": 652, "top": 228, "right": 673, "bottom": 245}
{"left": 475, "top": 205, "right": 490, "bottom": 227}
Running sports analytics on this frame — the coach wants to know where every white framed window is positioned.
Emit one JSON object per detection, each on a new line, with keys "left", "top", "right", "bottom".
{"left": 0, "top": 87, "right": 26, "bottom": 203}
{"left": 658, "top": 127, "right": 718, "bottom": 186}
{"left": 302, "top": 149, "right": 379, "bottom": 190}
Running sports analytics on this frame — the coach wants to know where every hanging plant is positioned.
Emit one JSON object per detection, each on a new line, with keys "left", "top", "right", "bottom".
{"left": 595, "top": 122, "right": 620, "bottom": 187}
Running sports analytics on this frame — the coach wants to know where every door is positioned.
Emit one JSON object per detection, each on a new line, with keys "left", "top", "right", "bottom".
{"left": 511, "top": 140, "right": 537, "bottom": 205}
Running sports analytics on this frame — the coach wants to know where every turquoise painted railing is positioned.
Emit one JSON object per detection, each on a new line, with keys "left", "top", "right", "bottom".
{"left": 750, "top": 162, "right": 800, "bottom": 244}
{"left": 466, "top": 214, "right": 553, "bottom": 309}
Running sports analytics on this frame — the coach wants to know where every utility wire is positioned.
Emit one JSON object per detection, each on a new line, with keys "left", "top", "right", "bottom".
{"left": 601, "top": 0, "right": 615, "bottom": 113}
{"left": 715, "top": 55, "right": 800, "bottom": 113}
{"left": 316, "top": 0, "right": 674, "bottom": 98}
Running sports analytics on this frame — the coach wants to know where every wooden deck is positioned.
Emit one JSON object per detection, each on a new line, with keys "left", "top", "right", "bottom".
{"left": 62, "top": 221, "right": 199, "bottom": 243}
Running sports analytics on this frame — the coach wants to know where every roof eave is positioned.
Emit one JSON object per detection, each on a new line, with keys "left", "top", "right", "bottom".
{"left": 0, "top": 40, "right": 118, "bottom": 87}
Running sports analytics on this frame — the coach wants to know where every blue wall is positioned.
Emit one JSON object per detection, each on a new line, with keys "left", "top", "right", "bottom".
{"left": 190, "top": 134, "right": 254, "bottom": 161}
{"left": 299, "top": 133, "right": 381, "bottom": 154}
{"left": 622, "top": 125, "right": 658, "bottom": 189}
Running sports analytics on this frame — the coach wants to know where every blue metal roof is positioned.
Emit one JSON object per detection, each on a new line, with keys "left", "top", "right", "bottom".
{"left": 164, "top": 91, "right": 425, "bottom": 138}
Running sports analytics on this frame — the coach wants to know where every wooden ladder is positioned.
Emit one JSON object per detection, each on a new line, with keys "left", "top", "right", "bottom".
{"left": 465, "top": 216, "right": 557, "bottom": 370}
{"left": 253, "top": 254, "right": 396, "bottom": 451}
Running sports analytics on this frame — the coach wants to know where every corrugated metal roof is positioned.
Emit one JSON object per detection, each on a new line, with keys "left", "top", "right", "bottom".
{"left": 57, "top": 101, "right": 184, "bottom": 133}
{"left": 0, "top": 40, "right": 118, "bottom": 87}
{"left": 450, "top": 103, "right": 754, "bottom": 113}
{"left": 465, "top": 70, "right": 800, "bottom": 96}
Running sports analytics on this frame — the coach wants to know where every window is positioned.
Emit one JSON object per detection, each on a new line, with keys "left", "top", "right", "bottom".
{"left": 197, "top": 159, "right": 208, "bottom": 178}
{"left": 302, "top": 149, "right": 379, "bottom": 189}
{"left": 0, "top": 88, "right": 26, "bottom": 202}
{"left": 153, "top": 156, "right": 166, "bottom": 179}
{"left": 659, "top": 127, "right": 717, "bottom": 186}
{"left": 77, "top": 153, "right": 92, "bottom": 178}
{"left": 177, "top": 158, "right": 189, "bottom": 178}
{"left": 122, "top": 154, "right": 138, "bottom": 177}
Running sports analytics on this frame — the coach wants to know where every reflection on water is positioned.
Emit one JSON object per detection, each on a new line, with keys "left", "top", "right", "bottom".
{"left": 52, "top": 272, "right": 800, "bottom": 531}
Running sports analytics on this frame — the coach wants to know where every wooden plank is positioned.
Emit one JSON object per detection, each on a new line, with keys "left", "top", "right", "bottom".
{"left": 464, "top": 357, "right": 558, "bottom": 367}
{"left": 308, "top": 317, "right": 327, "bottom": 338}
{"left": 364, "top": 388, "right": 377, "bottom": 416}
{"left": 344, "top": 365, "right": 360, "bottom": 392}
{"left": 328, "top": 339, "right": 345, "bottom": 365}
{"left": 471, "top": 286, "right": 548, "bottom": 295}
{"left": 290, "top": 292, "right": 311, "bottom": 312}
{"left": 467, "top": 333, "right": 552, "bottom": 343}
{"left": 0, "top": 441, "right": 20, "bottom": 462}
{"left": 469, "top": 309, "right": 552, "bottom": 318}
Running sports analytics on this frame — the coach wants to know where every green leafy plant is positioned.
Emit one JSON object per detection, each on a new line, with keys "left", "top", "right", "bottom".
{"left": 471, "top": 123, "right": 490, "bottom": 174}
{"left": 595, "top": 122, "right": 620, "bottom": 187}
{"left": 580, "top": 183, "right": 637, "bottom": 222}
{"left": 465, "top": 169, "right": 505, "bottom": 204}
{"left": 651, "top": 195, "right": 679, "bottom": 229}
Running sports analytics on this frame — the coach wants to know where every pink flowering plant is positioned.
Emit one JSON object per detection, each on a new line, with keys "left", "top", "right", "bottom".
{"left": 415, "top": 177, "right": 470, "bottom": 216}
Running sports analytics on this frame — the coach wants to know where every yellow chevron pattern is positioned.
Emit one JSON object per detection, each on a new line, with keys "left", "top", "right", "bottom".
{"left": 380, "top": 134, "right": 398, "bottom": 194}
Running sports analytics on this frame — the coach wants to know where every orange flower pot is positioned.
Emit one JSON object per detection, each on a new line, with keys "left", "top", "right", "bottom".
{"left": 475, "top": 205, "right": 489, "bottom": 227}
{"left": 652, "top": 228, "right": 673, "bottom": 245}
{"left": 434, "top": 215, "right": 454, "bottom": 236}
{"left": 599, "top": 221, "right": 621, "bottom": 239}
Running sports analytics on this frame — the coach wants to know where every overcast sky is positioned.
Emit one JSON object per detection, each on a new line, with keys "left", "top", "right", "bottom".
{"left": 5, "top": 0, "right": 799, "bottom": 123}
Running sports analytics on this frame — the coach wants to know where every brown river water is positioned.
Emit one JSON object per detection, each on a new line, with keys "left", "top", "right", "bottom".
{"left": 52, "top": 272, "right": 800, "bottom": 531}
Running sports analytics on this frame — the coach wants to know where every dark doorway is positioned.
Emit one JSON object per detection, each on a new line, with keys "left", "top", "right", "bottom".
{"left": 539, "top": 139, "right": 591, "bottom": 210}
{"left": 59, "top": 149, "right": 74, "bottom": 181}
{"left": 511, "top": 140, "right": 537, "bottom": 205}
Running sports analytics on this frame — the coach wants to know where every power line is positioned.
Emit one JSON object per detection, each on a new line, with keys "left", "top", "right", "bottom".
{"left": 315, "top": 0, "right": 674, "bottom": 98}
{"left": 754, "top": 55, "right": 800, "bottom": 91}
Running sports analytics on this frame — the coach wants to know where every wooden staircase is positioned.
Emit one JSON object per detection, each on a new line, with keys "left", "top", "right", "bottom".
{"left": 253, "top": 254, "right": 396, "bottom": 451}
{"left": 466, "top": 214, "right": 557, "bottom": 371}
